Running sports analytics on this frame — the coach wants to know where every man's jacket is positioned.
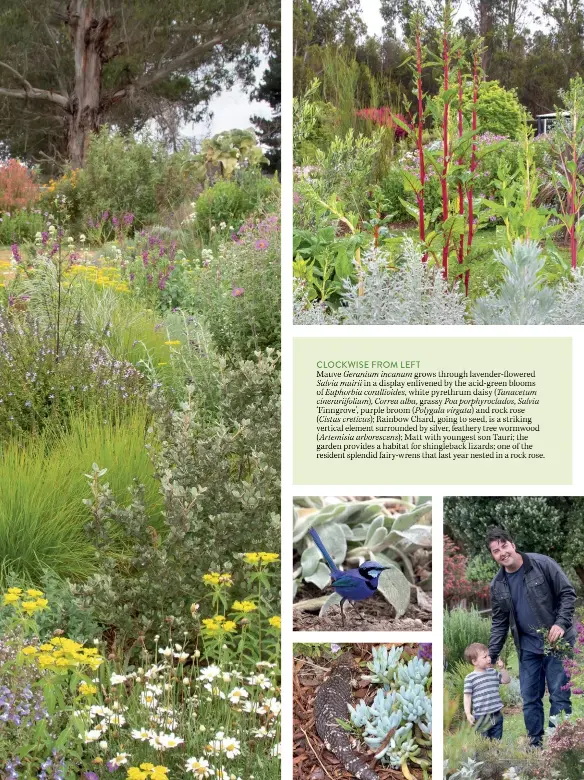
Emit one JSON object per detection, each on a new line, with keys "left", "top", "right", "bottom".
{"left": 488, "top": 552, "right": 577, "bottom": 663}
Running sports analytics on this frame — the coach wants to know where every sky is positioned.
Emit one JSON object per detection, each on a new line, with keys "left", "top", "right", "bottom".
{"left": 187, "top": 59, "right": 272, "bottom": 142}
{"left": 359, "top": 0, "right": 545, "bottom": 36}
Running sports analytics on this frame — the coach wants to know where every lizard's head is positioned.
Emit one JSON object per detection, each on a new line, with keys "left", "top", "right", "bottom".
{"left": 358, "top": 561, "right": 389, "bottom": 581}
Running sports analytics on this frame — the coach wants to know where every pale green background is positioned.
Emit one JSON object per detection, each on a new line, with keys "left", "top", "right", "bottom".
{"left": 293, "top": 337, "right": 572, "bottom": 485}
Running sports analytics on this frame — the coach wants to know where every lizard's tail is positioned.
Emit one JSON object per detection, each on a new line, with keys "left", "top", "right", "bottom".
{"left": 323, "top": 729, "right": 379, "bottom": 780}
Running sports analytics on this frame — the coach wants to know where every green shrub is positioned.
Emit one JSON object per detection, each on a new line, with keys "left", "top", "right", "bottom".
{"left": 187, "top": 215, "right": 281, "bottom": 361}
{"left": 444, "top": 607, "right": 492, "bottom": 666}
{"left": 0, "top": 406, "right": 159, "bottom": 583}
{"left": 75, "top": 349, "right": 281, "bottom": 645}
{"left": 191, "top": 172, "right": 279, "bottom": 242}
{"left": 463, "top": 80, "right": 525, "bottom": 140}
{"left": 312, "top": 128, "right": 384, "bottom": 216}
{"left": 0, "top": 306, "right": 145, "bottom": 438}
{"left": 76, "top": 128, "right": 163, "bottom": 228}
{"left": 446, "top": 659, "right": 474, "bottom": 723}
{"left": 0, "top": 209, "right": 45, "bottom": 244}
{"left": 444, "top": 496, "right": 573, "bottom": 561}
{"left": 380, "top": 168, "right": 442, "bottom": 224}
{"left": 0, "top": 570, "right": 100, "bottom": 642}
{"left": 466, "top": 553, "right": 499, "bottom": 583}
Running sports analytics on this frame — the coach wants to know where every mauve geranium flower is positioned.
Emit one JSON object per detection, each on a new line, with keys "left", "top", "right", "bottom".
{"left": 255, "top": 239, "right": 269, "bottom": 250}
{"left": 231, "top": 287, "right": 245, "bottom": 297}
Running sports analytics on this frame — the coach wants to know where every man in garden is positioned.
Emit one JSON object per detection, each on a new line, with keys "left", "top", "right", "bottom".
{"left": 486, "top": 527, "right": 576, "bottom": 747}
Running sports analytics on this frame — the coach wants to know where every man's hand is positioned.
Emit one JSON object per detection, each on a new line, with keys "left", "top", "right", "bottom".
{"left": 548, "top": 624, "right": 565, "bottom": 644}
{"left": 466, "top": 713, "right": 476, "bottom": 725}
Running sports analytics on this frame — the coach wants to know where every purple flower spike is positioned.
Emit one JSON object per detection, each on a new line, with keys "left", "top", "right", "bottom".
{"left": 10, "top": 244, "right": 21, "bottom": 263}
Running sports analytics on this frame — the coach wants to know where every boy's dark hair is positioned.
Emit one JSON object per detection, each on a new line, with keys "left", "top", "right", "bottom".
{"left": 464, "top": 642, "right": 489, "bottom": 663}
{"left": 486, "top": 526, "right": 514, "bottom": 551}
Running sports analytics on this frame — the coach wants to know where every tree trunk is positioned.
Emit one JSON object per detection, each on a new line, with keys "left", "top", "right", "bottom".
{"left": 476, "top": 0, "right": 493, "bottom": 76}
{"left": 66, "top": 0, "right": 113, "bottom": 167}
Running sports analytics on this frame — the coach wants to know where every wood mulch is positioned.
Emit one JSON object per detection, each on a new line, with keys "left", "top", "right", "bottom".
{"left": 293, "top": 645, "right": 430, "bottom": 780}
{"left": 293, "top": 584, "right": 432, "bottom": 633}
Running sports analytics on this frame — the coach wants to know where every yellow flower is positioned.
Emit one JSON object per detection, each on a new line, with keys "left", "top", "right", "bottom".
{"left": 232, "top": 600, "right": 257, "bottom": 612}
{"left": 139, "top": 765, "right": 155, "bottom": 772}
{"left": 157, "top": 362, "right": 168, "bottom": 366}
{"left": 26, "top": 589, "right": 44, "bottom": 597}
{"left": 202, "top": 619, "right": 219, "bottom": 632}
{"left": 21, "top": 600, "right": 42, "bottom": 614}
{"left": 127, "top": 770, "right": 148, "bottom": 780}
{"left": 202, "top": 573, "right": 221, "bottom": 586}
{"left": 39, "top": 643, "right": 53, "bottom": 651}
{"left": 218, "top": 573, "right": 233, "bottom": 586}
{"left": 214, "top": 615, "right": 226, "bottom": 623}
{"left": 3, "top": 593, "right": 20, "bottom": 605}
{"left": 38, "top": 654, "right": 56, "bottom": 667}
{"left": 243, "top": 553, "right": 260, "bottom": 564}
{"left": 79, "top": 682, "right": 98, "bottom": 696}
{"left": 259, "top": 552, "right": 280, "bottom": 564}
{"left": 269, "top": 616, "right": 282, "bottom": 629}
{"left": 21, "top": 646, "right": 37, "bottom": 655}
{"left": 164, "top": 340, "right": 181, "bottom": 346}
{"left": 7, "top": 587, "right": 22, "bottom": 595}
{"left": 34, "top": 598, "right": 49, "bottom": 610}
{"left": 150, "top": 768, "right": 169, "bottom": 780}
{"left": 223, "top": 621, "right": 237, "bottom": 633}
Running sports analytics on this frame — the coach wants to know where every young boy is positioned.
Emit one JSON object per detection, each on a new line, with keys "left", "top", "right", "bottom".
{"left": 463, "top": 642, "right": 511, "bottom": 740}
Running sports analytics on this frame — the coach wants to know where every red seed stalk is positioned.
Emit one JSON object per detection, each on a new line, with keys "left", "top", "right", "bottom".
{"left": 441, "top": 7, "right": 451, "bottom": 279}
{"left": 571, "top": 116, "right": 578, "bottom": 269}
{"left": 457, "top": 59, "right": 464, "bottom": 273}
{"left": 466, "top": 49, "right": 479, "bottom": 294}
{"left": 415, "top": 26, "right": 427, "bottom": 260}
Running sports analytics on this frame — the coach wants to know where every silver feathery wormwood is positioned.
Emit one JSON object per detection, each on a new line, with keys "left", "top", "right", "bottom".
{"left": 315, "top": 652, "right": 379, "bottom": 780}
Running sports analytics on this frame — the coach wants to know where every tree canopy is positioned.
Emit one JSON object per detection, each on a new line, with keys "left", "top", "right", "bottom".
{"left": 0, "top": 0, "right": 279, "bottom": 169}
{"left": 294, "top": 0, "right": 584, "bottom": 121}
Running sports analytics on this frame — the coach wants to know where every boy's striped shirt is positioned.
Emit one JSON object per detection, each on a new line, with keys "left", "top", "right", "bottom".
{"left": 463, "top": 667, "right": 504, "bottom": 716}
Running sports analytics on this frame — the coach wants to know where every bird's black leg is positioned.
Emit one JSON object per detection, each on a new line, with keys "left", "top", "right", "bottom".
{"left": 351, "top": 601, "right": 366, "bottom": 621}
{"left": 339, "top": 598, "right": 346, "bottom": 627}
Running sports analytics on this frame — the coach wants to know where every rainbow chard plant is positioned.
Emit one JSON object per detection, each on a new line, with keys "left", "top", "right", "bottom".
{"left": 466, "top": 44, "right": 481, "bottom": 292}
{"left": 550, "top": 75, "right": 584, "bottom": 270}
{"left": 440, "top": 0, "right": 453, "bottom": 278}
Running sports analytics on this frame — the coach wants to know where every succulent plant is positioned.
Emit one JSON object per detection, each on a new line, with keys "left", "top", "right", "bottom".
{"left": 348, "top": 645, "right": 432, "bottom": 774}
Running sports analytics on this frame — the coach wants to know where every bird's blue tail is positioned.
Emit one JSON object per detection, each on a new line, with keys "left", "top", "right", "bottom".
{"left": 309, "top": 527, "right": 340, "bottom": 574}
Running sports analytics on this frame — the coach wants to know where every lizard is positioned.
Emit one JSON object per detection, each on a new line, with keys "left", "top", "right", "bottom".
{"left": 314, "top": 652, "right": 380, "bottom": 780}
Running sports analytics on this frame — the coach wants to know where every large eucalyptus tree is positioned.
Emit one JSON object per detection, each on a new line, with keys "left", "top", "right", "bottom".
{"left": 0, "top": 0, "right": 279, "bottom": 167}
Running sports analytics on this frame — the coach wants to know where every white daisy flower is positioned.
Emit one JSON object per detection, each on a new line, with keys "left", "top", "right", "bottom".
{"left": 222, "top": 737, "right": 241, "bottom": 759}
{"left": 199, "top": 665, "right": 221, "bottom": 682}
{"left": 110, "top": 673, "right": 127, "bottom": 685}
{"left": 90, "top": 705, "right": 112, "bottom": 718}
{"left": 131, "top": 727, "right": 153, "bottom": 741}
{"left": 158, "top": 732, "right": 185, "bottom": 749}
{"left": 109, "top": 752, "right": 130, "bottom": 767}
{"left": 228, "top": 687, "right": 249, "bottom": 704}
{"left": 80, "top": 729, "right": 101, "bottom": 743}
{"left": 185, "top": 756, "right": 214, "bottom": 776}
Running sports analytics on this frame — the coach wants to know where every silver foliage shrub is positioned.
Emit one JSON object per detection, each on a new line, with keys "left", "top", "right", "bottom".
{"left": 549, "top": 267, "right": 584, "bottom": 324}
{"left": 471, "top": 240, "right": 555, "bottom": 325}
{"left": 339, "top": 239, "right": 466, "bottom": 325}
{"left": 293, "top": 281, "right": 339, "bottom": 325}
